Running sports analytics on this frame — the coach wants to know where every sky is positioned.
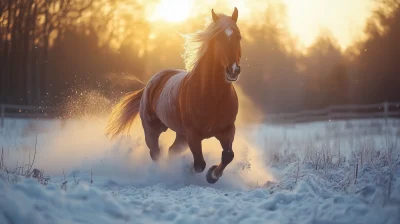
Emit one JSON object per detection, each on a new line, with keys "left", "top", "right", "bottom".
{"left": 147, "top": 0, "right": 376, "bottom": 50}
{"left": 282, "top": 0, "right": 374, "bottom": 49}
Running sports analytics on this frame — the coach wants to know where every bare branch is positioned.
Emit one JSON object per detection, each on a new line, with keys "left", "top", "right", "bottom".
{"left": 27, "top": 133, "right": 38, "bottom": 176}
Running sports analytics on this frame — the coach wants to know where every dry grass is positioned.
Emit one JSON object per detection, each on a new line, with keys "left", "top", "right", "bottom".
{"left": 264, "top": 120, "right": 400, "bottom": 204}
{"left": 0, "top": 133, "right": 50, "bottom": 185}
{"left": 0, "top": 147, "right": 4, "bottom": 171}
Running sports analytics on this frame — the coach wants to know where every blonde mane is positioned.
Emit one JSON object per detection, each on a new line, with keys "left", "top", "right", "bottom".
{"left": 182, "top": 14, "right": 240, "bottom": 72}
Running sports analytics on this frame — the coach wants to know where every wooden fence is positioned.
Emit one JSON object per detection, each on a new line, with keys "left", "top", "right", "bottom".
{"left": 0, "top": 104, "right": 56, "bottom": 127}
{"left": 265, "top": 101, "right": 400, "bottom": 124}
{"left": 1, "top": 101, "right": 400, "bottom": 128}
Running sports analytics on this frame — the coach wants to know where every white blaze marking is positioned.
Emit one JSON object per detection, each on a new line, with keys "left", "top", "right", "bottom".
{"left": 232, "top": 63, "right": 237, "bottom": 72}
{"left": 225, "top": 27, "right": 233, "bottom": 37}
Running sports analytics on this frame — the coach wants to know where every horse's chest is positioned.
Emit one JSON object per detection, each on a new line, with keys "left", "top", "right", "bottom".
{"left": 191, "top": 98, "right": 238, "bottom": 131}
{"left": 195, "top": 103, "right": 233, "bottom": 118}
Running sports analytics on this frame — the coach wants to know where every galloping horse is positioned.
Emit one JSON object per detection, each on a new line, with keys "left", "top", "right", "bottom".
{"left": 106, "top": 8, "right": 242, "bottom": 184}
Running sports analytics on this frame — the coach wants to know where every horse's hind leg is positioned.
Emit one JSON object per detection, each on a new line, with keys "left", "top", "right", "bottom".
{"left": 168, "top": 133, "right": 188, "bottom": 157}
{"left": 142, "top": 119, "right": 167, "bottom": 161}
{"left": 144, "top": 128, "right": 162, "bottom": 161}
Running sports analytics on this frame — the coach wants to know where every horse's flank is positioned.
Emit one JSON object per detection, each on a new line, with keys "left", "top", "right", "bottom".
{"left": 143, "top": 69, "right": 188, "bottom": 134}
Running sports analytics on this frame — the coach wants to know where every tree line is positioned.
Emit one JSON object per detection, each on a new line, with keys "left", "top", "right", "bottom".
{"left": 238, "top": 0, "right": 400, "bottom": 113}
{"left": 0, "top": 0, "right": 147, "bottom": 107}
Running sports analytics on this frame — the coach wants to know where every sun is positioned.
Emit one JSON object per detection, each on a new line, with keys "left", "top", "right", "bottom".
{"left": 150, "top": 0, "right": 195, "bottom": 23}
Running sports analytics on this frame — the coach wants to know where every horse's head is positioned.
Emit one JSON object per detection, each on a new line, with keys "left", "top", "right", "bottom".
{"left": 212, "top": 7, "right": 242, "bottom": 82}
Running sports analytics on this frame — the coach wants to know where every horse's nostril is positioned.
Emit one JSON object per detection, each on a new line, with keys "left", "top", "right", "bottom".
{"left": 225, "top": 66, "right": 230, "bottom": 74}
{"left": 237, "top": 65, "right": 241, "bottom": 74}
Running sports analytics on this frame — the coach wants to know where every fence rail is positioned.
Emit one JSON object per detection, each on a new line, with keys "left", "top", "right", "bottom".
{"left": 0, "top": 104, "right": 56, "bottom": 128}
{"left": 1, "top": 102, "right": 400, "bottom": 128}
{"left": 265, "top": 101, "right": 400, "bottom": 124}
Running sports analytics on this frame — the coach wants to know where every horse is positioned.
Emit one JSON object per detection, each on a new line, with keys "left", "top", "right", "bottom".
{"left": 106, "top": 7, "right": 242, "bottom": 184}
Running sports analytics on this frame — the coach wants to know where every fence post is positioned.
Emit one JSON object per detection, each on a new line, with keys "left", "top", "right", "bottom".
{"left": 384, "top": 101, "right": 389, "bottom": 116}
{"left": 384, "top": 101, "right": 389, "bottom": 125}
{"left": 0, "top": 105, "right": 4, "bottom": 128}
{"left": 384, "top": 101, "right": 389, "bottom": 148}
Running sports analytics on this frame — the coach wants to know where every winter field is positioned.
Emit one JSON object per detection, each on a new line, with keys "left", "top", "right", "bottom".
{"left": 0, "top": 113, "right": 400, "bottom": 223}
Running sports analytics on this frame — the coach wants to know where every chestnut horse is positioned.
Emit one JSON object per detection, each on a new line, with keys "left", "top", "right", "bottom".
{"left": 106, "top": 8, "right": 242, "bottom": 184}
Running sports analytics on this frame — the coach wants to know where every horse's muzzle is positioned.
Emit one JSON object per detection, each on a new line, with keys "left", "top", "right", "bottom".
{"left": 225, "top": 63, "right": 241, "bottom": 82}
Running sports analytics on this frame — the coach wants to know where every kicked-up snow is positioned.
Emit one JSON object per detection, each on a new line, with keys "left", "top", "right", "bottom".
{"left": 0, "top": 116, "right": 400, "bottom": 224}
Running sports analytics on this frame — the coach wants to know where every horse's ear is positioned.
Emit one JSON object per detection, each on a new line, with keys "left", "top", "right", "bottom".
{"left": 212, "top": 9, "right": 219, "bottom": 22}
{"left": 232, "top": 7, "right": 238, "bottom": 22}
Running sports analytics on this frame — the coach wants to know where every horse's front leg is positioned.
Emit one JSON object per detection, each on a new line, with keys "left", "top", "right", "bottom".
{"left": 206, "top": 125, "right": 235, "bottom": 184}
{"left": 187, "top": 134, "right": 207, "bottom": 173}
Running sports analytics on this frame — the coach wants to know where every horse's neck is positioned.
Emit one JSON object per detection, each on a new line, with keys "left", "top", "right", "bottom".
{"left": 185, "top": 48, "right": 232, "bottom": 98}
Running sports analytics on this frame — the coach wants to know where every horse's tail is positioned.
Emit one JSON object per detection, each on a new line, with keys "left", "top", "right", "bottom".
{"left": 106, "top": 89, "right": 144, "bottom": 139}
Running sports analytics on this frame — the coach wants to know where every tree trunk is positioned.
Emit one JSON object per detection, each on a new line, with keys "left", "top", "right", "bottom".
{"left": 37, "top": 0, "right": 51, "bottom": 104}
{"left": 23, "top": 0, "right": 34, "bottom": 105}
{"left": 0, "top": 4, "right": 3, "bottom": 102}
{"left": 16, "top": 0, "right": 27, "bottom": 104}
{"left": 1, "top": 0, "right": 13, "bottom": 103}
{"left": 9, "top": 0, "right": 19, "bottom": 103}
{"left": 40, "top": 0, "right": 51, "bottom": 105}
{"left": 27, "top": 1, "right": 37, "bottom": 105}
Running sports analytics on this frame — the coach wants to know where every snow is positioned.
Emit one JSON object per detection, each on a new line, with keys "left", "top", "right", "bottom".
{"left": 1, "top": 164, "right": 399, "bottom": 224}
{"left": 1, "top": 117, "right": 400, "bottom": 224}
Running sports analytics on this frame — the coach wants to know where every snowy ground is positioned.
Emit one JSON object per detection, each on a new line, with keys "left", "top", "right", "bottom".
{"left": 1, "top": 116, "right": 400, "bottom": 224}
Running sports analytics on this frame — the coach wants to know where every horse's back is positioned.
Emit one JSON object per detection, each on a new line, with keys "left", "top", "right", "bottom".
{"left": 141, "top": 69, "right": 187, "bottom": 134}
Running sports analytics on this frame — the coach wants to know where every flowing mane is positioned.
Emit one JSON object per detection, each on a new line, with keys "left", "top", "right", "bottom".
{"left": 181, "top": 14, "right": 241, "bottom": 72}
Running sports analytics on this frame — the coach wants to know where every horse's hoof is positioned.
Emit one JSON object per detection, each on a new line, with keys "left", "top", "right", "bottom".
{"left": 150, "top": 151, "right": 160, "bottom": 161}
{"left": 206, "top": 165, "right": 219, "bottom": 184}
{"left": 189, "top": 163, "right": 197, "bottom": 174}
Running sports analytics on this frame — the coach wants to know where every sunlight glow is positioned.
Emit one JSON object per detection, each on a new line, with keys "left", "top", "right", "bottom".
{"left": 150, "top": 0, "right": 195, "bottom": 22}
{"left": 144, "top": 0, "right": 376, "bottom": 50}
{"left": 282, "top": 0, "right": 374, "bottom": 49}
